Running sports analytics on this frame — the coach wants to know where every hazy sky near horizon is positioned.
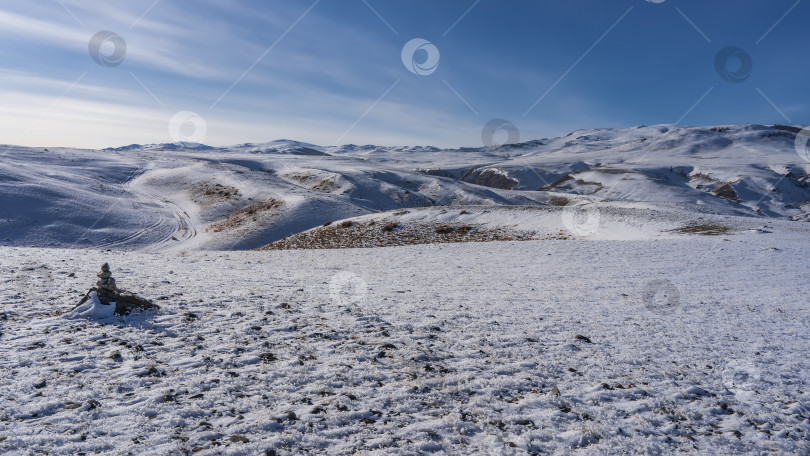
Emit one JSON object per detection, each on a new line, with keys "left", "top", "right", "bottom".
{"left": 0, "top": 0, "right": 807, "bottom": 148}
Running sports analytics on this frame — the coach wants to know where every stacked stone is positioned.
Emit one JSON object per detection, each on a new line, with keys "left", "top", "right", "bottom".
{"left": 73, "top": 262, "right": 159, "bottom": 314}
{"left": 96, "top": 263, "right": 118, "bottom": 304}
{"left": 96, "top": 263, "right": 117, "bottom": 290}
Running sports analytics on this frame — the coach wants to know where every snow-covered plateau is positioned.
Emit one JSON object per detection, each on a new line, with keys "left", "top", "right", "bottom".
{"left": 1, "top": 123, "right": 809, "bottom": 454}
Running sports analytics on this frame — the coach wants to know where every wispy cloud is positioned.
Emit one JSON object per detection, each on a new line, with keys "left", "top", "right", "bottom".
{"left": 0, "top": 1, "right": 806, "bottom": 148}
{"left": 0, "top": 10, "right": 88, "bottom": 47}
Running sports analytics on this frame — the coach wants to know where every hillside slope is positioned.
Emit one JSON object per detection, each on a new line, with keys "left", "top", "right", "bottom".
{"left": 1, "top": 124, "right": 808, "bottom": 250}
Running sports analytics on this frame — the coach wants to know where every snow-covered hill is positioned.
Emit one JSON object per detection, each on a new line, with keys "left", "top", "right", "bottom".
{"left": 1, "top": 124, "right": 808, "bottom": 251}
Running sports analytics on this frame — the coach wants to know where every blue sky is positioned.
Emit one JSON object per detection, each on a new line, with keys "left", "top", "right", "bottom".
{"left": 0, "top": 0, "right": 807, "bottom": 148}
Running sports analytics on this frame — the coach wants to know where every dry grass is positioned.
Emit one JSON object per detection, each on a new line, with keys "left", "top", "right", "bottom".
{"left": 259, "top": 220, "right": 548, "bottom": 250}
{"left": 542, "top": 173, "right": 603, "bottom": 193}
{"left": 434, "top": 224, "right": 472, "bottom": 235}
{"left": 547, "top": 195, "right": 570, "bottom": 207}
{"left": 435, "top": 225, "right": 454, "bottom": 234}
{"left": 669, "top": 223, "right": 731, "bottom": 236}
{"left": 711, "top": 183, "right": 740, "bottom": 203}
{"left": 191, "top": 181, "right": 241, "bottom": 205}
{"left": 207, "top": 198, "right": 284, "bottom": 233}
{"left": 283, "top": 172, "right": 342, "bottom": 194}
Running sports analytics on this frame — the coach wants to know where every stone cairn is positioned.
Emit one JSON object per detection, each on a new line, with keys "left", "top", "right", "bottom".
{"left": 76, "top": 263, "right": 159, "bottom": 316}
{"left": 95, "top": 263, "right": 118, "bottom": 303}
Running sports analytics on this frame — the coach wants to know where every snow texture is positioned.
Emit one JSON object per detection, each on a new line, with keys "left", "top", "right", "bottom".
{"left": 1, "top": 235, "right": 808, "bottom": 454}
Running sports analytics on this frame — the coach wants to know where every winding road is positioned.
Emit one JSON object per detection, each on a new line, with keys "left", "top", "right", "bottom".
{"left": 92, "top": 163, "right": 200, "bottom": 251}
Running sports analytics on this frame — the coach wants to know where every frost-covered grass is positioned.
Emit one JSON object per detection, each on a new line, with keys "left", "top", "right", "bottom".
{"left": 1, "top": 235, "right": 808, "bottom": 454}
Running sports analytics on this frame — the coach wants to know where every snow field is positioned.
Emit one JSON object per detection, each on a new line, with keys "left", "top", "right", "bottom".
{"left": 1, "top": 235, "right": 808, "bottom": 454}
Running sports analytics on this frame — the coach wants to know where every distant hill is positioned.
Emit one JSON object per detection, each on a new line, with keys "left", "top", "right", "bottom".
{"left": 1, "top": 124, "right": 808, "bottom": 250}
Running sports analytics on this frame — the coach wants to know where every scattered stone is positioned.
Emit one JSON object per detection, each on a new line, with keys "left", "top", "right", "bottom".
{"left": 141, "top": 366, "right": 162, "bottom": 377}
{"left": 574, "top": 334, "right": 593, "bottom": 343}
{"left": 34, "top": 380, "right": 46, "bottom": 389}
{"left": 109, "top": 351, "right": 123, "bottom": 361}
{"left": 229, "top": 435, "right": 250, "bottom": 444}
{"left": 86, "top": 399, "right": 101, "bottom": 410}
{"left": 286, "top": 411, "right": 297, "bottom": 421}
{"left": 551, "top": 386, "right": 560, "bottom": 396}
{"left": 258, "top": 353, "right": 276, "bottom": 363}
